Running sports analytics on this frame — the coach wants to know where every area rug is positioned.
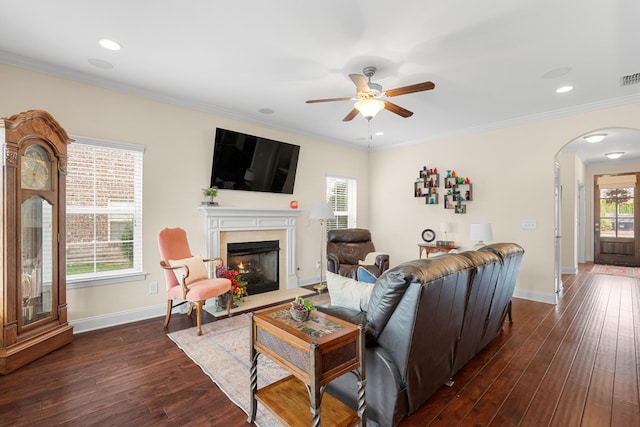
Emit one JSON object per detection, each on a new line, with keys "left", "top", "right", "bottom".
{"left": 168, "top": 292, "right": 333, "bottom": 427}
{"left": 590, "top": 263, "right": 640, "bottom": 279}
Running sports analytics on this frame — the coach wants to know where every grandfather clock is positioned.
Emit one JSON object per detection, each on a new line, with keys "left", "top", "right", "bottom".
{"left": 0, "top": 110, "right": 74, "bottom": 374}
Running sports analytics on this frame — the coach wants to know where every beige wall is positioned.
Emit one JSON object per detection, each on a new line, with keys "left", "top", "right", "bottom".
{"left": 368, "top": 104, "right": 640, "bottom": 303}
{"left": 2, "top": 62, "right": 640, "bottom": 325}
{"left": 0, "top": 64, "right": 369, "bottom": 325}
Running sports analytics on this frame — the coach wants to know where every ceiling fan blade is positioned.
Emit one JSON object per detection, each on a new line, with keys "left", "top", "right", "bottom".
{"left": 306, "top": 97, "right": 353, "bottom": 104}
{"left": 349, "top": 74, "right": 370, "bottom": 93}
{"left": 384, "top": 101, "right": 413, "bottom": 118}
{"left": 384, "top": 81, "right": 435, "bottom": 97}
{"left": 342, "top": 108, "right": 360, "bottom": 122}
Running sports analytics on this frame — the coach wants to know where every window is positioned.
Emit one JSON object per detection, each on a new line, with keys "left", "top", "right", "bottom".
{"left": 66, "top": 137, "right": 144, "bottom": 288}
{"left": 599, "top": 186, "right": 635, "bottom": 239}
{"left": 326, "top": 176, "right": 356, "bottom": 231}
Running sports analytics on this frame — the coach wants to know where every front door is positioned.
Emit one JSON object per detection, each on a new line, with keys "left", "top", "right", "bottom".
{"left": 594, "top": 172, "right": 640, "bottom": 266}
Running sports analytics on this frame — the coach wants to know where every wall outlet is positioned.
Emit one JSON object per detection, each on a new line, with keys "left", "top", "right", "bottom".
{"left": 149, "top": 282, "right": 158, "bottom": 294}
{"left": 316, "top": 260, "right": 321, "bottom": 269}
{"left": 522, "top": 220, "right": 537, "bottom": 230}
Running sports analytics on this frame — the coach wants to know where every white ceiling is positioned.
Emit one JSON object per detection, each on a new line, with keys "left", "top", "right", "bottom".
{"left": 1, "top": 0, "right": 639, "bottom": 163}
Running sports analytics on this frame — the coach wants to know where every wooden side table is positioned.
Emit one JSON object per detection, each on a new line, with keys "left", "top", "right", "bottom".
{"left": 418, "top": 243, "right": 457, "bottom": 259}
{"left": 248, "top": 305, "right": 366, "bottom": 427}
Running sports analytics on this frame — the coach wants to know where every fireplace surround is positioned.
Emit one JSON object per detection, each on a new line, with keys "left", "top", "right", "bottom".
{"left": 199, "top": 206, "right": 302, "bottom": 290}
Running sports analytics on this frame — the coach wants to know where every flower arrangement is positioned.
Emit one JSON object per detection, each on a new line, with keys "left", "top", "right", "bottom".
{"left": 214, "top": 263, "right": 248, "bottom": 311}
{"left": 225, "top": 269, "right": 248, "bottom": 301}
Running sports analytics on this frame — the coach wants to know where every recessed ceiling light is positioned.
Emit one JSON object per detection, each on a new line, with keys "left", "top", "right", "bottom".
{"left": 605, "top": 152, "right": 624, "bottom": 160}
{"left": 583, "top": 133, "right": 607, "bottom": 143}
{"left": 375, "top": 131, "right": 384, "bottom": 136}
{"left": 542, "top": 67, "right": 572, "bottom": 79}
{"left": 258, "top": 108, "right": 274, "bottom": 114}
{"left": 556, "top": 85, "right": 574, "bottom": 93}
{"left": 99, "top": 39, "right": 121, "bottom": 51}
{"left": 88, "top": 58, "right": 114, "bottom": 69}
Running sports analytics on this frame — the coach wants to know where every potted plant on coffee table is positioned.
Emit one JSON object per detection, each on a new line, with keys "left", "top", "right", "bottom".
{"left": 290, "top": 296, "right": 315, "bottom": 322}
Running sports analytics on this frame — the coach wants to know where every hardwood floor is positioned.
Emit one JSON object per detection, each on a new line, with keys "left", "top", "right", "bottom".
{"left": 1, "top": 264, "right": 638, "bottom": 426}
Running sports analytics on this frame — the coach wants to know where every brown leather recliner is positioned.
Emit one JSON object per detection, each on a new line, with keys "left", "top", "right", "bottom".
{"left": 326, "top": 228, "right": 390, "bottom": 279}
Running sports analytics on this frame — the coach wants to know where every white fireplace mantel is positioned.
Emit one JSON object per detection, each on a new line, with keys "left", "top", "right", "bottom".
{"left": 199, "top": 206, "right": 302, "bottom": 288}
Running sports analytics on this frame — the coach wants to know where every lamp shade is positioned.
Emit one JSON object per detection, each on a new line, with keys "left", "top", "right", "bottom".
{"left": 470, "top": 223, "right": 493, "bottom": 242}
{"left": 355, "top": 99, "right": 385, "bottom": 120}
{"left": 310, "top": 203, "right": 335, "bottom": 220}
{"left": 440, "top": 222, "right": 451, "bottom": 232}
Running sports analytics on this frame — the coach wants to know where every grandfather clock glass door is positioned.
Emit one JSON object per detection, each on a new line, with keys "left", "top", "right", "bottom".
{"left": 20, "top": 143, "right": 56, "bottom": 328}
{"left": 21, "top": 196, "right": 54, "bottom": 326}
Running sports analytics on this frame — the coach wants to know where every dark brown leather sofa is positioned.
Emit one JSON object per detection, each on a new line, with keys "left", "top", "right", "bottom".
{"left": 326, "top": 228, "right": 390, "bottom": 279}
{"left": 317, "top": 243, "right": 524, "bottom": 427}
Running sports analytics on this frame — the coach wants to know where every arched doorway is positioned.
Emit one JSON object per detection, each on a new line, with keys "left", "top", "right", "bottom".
{"left": 555, "top": 128, "right": 640, "bottom": 283}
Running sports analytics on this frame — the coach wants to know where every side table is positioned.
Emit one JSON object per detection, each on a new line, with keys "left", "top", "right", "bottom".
{"left": 418, "top": 243, "right": 457, "bottom": 259}
{"left": 248, "top": 305, "right": 366, "bottom": 427}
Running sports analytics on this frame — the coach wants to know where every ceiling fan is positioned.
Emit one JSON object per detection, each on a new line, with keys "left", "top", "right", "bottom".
{"left": 305, "top": 66, "right": 435, "bottom": 122}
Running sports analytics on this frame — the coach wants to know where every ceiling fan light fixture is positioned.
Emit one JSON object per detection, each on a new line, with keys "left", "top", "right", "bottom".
{"left": 355, "top": 99, "right": 385, "bottom": 120}
{"left": 605, "top": 152, "right": 624, "bottom": 160}
{"left": 584, "top": 133, "right": 607, "bottom": 143}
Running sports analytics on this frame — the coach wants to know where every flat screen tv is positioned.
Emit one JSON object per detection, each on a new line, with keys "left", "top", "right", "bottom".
{"left": 210, "top": 128, "right": 300, "bottom": 194}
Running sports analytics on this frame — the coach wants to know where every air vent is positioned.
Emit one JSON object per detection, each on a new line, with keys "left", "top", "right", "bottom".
{"left": 620, "top": 73, "right": 640, "bottom": 86}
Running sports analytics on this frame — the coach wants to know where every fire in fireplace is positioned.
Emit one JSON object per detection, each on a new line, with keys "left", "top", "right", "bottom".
{"left": 227, "top": 240, "right": 280, "bottom": 295}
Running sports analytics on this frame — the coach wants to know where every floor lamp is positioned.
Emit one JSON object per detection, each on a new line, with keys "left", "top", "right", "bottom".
{"left": 310, "top": 202, "right": 335, "bottom": 290}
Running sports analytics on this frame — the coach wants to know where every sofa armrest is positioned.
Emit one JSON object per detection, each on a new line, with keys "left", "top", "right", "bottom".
{"left": 324, "top": 345, "right": 408, "bottom": 427}
{"left": 316, "top": 304, "right": 368, "bottom": 328}
{"left": 374, "top": 253, "right": 390, "bottom": 273}
{"left": 327, "top": 253, "right": 340, "bottom": 274}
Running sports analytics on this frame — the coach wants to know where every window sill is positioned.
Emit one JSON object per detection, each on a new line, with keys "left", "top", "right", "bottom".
{"left": 67, "top": 272, "right": 148, "bottom": 289}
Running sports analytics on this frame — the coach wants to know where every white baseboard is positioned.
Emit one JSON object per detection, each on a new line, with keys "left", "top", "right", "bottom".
{"left": 71, "top": 283, "right": 320, "bottom": 334}
{"left": 562, "top": 267, "right": 578, "bottom": 274}
{"left": 513, "top": 288, "right": 557, "bottom": 305}
{"left": 71, "top": 304, "right": 167, "bottom": 334}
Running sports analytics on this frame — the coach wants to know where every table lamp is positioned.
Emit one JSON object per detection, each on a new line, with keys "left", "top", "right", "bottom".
{"left": 470, "top": 223, "right": 493, "bottom": 250}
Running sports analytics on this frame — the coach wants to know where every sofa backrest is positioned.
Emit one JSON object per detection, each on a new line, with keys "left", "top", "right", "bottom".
{"left": 477, "top": 243, "right": 525, "bottom": 348}
{"left": 452, "top": 250, "right": 502, "bottom": 375}
{"left": 327, "top": 228, "right": 376, "bottom": 266}
{"left": 375, "top": 254, "right": 476, "bottom": 414}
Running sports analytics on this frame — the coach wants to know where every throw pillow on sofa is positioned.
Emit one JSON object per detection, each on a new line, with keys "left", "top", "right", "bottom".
{"left": 357, "top": 266, "right": 378, "bottom": 283}
{"left": 326, "top": 271, "right": 373, "bottom": 312}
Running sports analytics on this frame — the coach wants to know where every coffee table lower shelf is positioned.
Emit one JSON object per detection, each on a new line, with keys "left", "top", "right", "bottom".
{"left": 256, "top": 375, "right": 360, "bottom": 427}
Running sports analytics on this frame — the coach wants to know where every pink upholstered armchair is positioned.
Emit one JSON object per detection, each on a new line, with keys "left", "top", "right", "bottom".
{"left": 158, "top": 227, "right": 232, "bottom": 335}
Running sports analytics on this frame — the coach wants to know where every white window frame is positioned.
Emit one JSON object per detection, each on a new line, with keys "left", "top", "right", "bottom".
{"left": 326, "top": 175, "right": 357, "bottom": 230}
{"left": 66, "top": 136, "right": 145, "bottom": 289}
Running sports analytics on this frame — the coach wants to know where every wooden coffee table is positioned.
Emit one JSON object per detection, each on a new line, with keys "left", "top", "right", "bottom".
{"left": 248, "top": 305, "right": 366, "bottom": 427}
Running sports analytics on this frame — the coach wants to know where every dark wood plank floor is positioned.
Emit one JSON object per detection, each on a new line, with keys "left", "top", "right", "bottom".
{"left": 1, "top": 263, "right": 639, "bottom": 426}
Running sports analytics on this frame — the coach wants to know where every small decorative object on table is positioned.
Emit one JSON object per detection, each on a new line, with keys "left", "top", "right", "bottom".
{"left": 201, "top": 186, "right": 219, "bottom": 205}
{"left": 290, "top": 295, "right": 316, "bottom": 322}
